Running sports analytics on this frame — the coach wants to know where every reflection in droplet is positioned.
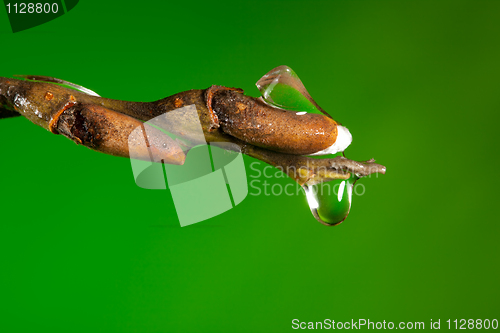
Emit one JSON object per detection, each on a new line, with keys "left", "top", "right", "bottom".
{"left": 303, "top": 175, "right": 358, "bottom": 226}
{"left": 304, "top": 185, "right": 320, "bottom": 209}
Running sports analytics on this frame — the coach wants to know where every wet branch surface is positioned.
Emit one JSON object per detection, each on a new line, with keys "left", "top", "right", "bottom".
{"left": 0, "top": 78, "right": 386, "bottom": 186}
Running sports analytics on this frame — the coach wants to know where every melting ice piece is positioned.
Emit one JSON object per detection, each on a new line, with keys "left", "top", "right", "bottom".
{"left": 15, "top": 75, "right": 101, "bottom": 97}
{"left": 256, "top": 65, "right": 329, "bottom": 116}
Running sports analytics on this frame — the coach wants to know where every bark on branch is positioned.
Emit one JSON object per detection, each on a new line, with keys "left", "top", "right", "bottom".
{"left": 0, "top": 77, "right": 386, "bottom": 186}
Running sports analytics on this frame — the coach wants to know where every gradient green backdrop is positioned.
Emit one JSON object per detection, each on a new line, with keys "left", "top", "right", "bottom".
{"left": 1, "top": 1, "right": 499, "bottom": 332}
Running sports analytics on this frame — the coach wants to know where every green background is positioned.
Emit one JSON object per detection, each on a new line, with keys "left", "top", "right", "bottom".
{"left": 1, "top": 0, "right": 499, "bottom": 332}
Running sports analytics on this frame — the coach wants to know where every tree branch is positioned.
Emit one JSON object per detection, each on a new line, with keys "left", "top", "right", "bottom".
{"left": 0, "top": 77, "right": 386, "bottom": 186}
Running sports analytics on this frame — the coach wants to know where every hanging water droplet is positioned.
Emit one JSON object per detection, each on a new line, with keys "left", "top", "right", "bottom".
{"left": 303, "top": 175, "right": 358, "bottom": 226}
{"left": 256, "top": 65, "right": 329, "bottom": 116}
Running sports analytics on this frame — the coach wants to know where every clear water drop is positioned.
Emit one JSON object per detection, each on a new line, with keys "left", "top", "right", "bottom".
{"left": 256, "top": 65, "right": 330, "bottom": 117}
{"left": 303, "top": 175, "right": 358, "bottom": 226}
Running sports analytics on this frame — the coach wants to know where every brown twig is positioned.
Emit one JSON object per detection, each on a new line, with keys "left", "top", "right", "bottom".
{"left": 0, "top": 77, "right": 386, "bottom": 186}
